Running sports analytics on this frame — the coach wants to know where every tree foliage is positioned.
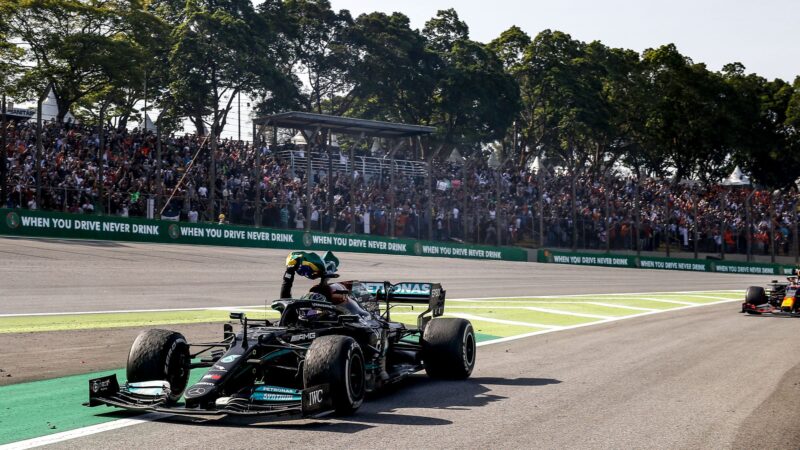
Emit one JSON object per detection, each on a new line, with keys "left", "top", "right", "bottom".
{"left": 3, "top": 0, "right": 799, "bottom": 183}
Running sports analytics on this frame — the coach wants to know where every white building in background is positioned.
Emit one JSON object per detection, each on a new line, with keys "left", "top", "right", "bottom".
{"left": 13, "top": 86, "right": 75, "bottom": 123}
{"left": 14, "top": 89, "right": 253, "bottom": 141}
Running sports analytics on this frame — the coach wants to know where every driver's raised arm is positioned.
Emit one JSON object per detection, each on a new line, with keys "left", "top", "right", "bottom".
{"left": 280, "top": 256, "right": 302, "bottom": 299}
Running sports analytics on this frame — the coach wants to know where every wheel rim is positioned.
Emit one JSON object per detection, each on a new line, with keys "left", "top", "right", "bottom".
{"left": 348, "top": 352, "right": 365, "bottom": 399}
{"left": 463, "top": 330, "right": 476, "bottom": 368}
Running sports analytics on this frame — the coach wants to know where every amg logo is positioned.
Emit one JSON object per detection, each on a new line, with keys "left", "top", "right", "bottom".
{"left": 308, "top": 389, "right": 323, "bottom": 405}
{"left": 290, "top": 332, "right": 316, "bottom": 342}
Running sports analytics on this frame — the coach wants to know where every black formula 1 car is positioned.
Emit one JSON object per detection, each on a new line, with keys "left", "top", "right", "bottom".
{"left": 86, "top": 281, "right": 476, "bottom": 418}
{"left": 741, "top": 277, "right": 800, "bottom": 316}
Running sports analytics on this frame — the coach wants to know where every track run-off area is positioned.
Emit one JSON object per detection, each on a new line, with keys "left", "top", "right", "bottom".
{"left": 2, "top": 237, "right": 800, "bottom": 449}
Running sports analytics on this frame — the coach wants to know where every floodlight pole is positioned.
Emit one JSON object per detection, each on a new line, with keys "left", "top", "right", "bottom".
{"left": 387, "top": 141, "right": 403, "bottom": 238}
{"left": 793, "top": 198, "right": 799, "bottom": 264}
{"left": 156, "top": 113, "right": 162, "bottom": 216}
{"left": 350, "top": 133, "right": 365, "bottom": 235}
{"left": 0, "top": 93, "right": 6, "bottom": 207}
{"left": 254, "top": 121, "right": 261, "bottom": 227}
{"left": 208, "top": 117, "right": 217, "bottom": 222}
{"left": 97, "top": 103, "right": 106, "bottom": 214}
{"left": 326, "top": 131, "right": 334, "bottom": 233}
{"left": 693, "top": 190, "right": 699, "bottom": 260}
{"left": 301, "top": 127, "right": 321, "bottom": 233}
{"left": 36, "top": 88, "right": 46, "bottom": 208}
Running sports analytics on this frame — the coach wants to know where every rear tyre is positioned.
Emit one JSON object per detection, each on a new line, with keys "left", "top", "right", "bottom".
{"left": 127, "top": 329, "right": 190, "bottom": 403}
{"left": 422, "top": 318, "right": 476, "bottom": 379}
{"left": 304, "top": 335, "right": 365, "bottom": 415}
{"left": 745, "top": 286, "right": 766, "bottom": 305}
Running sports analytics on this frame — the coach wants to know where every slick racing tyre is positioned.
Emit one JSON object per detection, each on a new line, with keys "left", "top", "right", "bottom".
{"left": 127, "top": 329, "right": 190, "bottom": 403}
{"left": 304, "top": 335, "right": 365, "bottom": 415}
{"left": 422, "top": 318, "right": 476, "bottom": 379}
{"left": 745, "top": 286, "right": 766, "bottom": 305}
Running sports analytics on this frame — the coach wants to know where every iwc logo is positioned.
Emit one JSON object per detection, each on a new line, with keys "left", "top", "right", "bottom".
{"left": 5, "top": 212, "right": 20, "bottom": 229}
{"left": 168, "top": 224, "right": 180, "bottom": 239}
{"left": 302, "top": 232, "right": 313, "bottom": 247}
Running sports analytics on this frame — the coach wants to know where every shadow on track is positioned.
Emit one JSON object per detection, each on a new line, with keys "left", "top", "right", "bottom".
{"left": 149, "top": 375, "right": 561, "bottom": 433}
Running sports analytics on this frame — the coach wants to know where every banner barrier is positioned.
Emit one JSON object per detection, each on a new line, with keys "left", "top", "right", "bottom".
{"left": 539, "top": 249, "right": 796, "bottom": 275}
{"left": 0, "top": 209, "right": 527, "bottom": 262}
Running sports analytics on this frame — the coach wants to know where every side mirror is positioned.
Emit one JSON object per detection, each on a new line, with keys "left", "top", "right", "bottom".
{"left": 229, "top": 312, "right": 245, "bottom": 321}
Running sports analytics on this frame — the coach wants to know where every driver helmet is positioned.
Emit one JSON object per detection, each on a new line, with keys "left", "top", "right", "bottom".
{"left": 323, "top": 283, "right": 349, "bottom": 305}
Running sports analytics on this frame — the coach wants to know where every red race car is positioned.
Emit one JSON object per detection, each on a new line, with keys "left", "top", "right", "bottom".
{"left": 742, "top": 276, "right": 800, "bottom": 316}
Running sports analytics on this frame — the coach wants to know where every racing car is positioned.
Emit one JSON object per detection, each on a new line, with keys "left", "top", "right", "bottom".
{"left": 86, "top": 279, "right": 476, "bottom": 418}
{"left": 741, "top": 276, "right": 800, "bottom": 316}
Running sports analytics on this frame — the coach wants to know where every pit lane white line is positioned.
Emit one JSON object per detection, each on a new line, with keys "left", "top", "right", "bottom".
{"left": 0, "top": 294, "right": 741, "bottom": 449}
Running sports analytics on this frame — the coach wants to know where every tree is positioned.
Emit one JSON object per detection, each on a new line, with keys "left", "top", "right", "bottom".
{"left": 169, "top": 0, "right": 295, "bottom": 135}
{"left": 2, "top": 0, "right": 145, "bottom": 122}
{"left": 726, "top": 66, "right": 800, "bottom": 189}
{"left": 347, "top": 11, "right": 438, "bottom": 126}
{"left": 282, "top": 0, "right": 355, "bottom": 115}
{"left": 421, "top": 9, "right": 520, "bottom": 153}
{"left": 640, "top": 44, "right": 735, "bottom": 184}
{"left": 0, "top": 13, "right": 23, "bottom": 95}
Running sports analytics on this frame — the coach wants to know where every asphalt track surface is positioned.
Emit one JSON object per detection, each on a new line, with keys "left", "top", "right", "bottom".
{"left": 3, "top": 237, "right": 800, "bottom": 449}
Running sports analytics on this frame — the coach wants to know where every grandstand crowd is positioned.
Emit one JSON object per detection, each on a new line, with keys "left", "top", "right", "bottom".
{"left": 3, "top": 119, "right": 799, "bottom": 257}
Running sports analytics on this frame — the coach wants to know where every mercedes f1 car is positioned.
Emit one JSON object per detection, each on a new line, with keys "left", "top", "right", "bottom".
{"left": 741, "top": 276, "right": 800, "bottom": 316}
{"left": 86, "top": 280, "right": 476, "bottom": 418}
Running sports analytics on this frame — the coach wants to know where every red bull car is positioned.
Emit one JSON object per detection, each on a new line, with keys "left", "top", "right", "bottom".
{"left": 742, "top": 277, "right": 800, "bottom": 316}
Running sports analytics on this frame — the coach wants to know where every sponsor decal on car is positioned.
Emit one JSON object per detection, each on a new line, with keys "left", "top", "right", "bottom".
{"left": 91, "top": 379, "right": 111, "bottom": 394}
{"left": 202, "top": 374, "right": 222, "bottom": 381}
{"left": 220, "top": 355, "right": 241, "bottom": 363}
{"left": 213, "top": 365, "right": 227, "bottom": 371}
{"left": 186, "top": 387, "right": 206, "bottom": 396}
{"left": 251, "top": 393, "right": 301, "bottom": 402}
{"left": 290, "top": 332, "right": 316, "bottom": 342}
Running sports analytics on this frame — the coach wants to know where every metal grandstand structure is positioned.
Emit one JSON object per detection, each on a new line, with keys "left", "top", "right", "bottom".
{"left": 252, "top": 112, "right": 436, "bottom": 235}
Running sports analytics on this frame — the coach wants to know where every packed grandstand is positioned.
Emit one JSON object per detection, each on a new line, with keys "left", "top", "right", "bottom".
{"left": 2, "top": 118, "right": 796, "bottom": 258}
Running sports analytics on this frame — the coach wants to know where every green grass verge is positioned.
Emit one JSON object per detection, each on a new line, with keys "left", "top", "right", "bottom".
{"left": 0, "top": 310, "right": 267, "bottom": 333}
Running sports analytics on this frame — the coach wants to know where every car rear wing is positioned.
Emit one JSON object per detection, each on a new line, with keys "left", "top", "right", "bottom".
{"left": 358, "top": 281, "right": 445, "bottom": 329}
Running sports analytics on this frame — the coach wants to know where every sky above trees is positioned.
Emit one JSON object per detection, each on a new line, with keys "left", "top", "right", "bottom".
{"left": 329, "top": 0, "right": 800, "bottom": 82}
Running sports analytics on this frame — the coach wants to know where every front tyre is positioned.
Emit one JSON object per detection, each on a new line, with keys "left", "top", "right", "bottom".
{"left": 422, "top": 318, "right": 476, "bottom": 379}
{"left": 127, "top": 329, "right": 190, "bottom": 403}
{"left": 304, "top": 335, "right": 366, "bottom": 415}
{"left": 745, "top": 286, "right": 766, "bottom": 305}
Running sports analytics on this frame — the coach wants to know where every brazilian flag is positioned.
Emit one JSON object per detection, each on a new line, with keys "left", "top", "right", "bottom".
{"left": 286, "top": 251, "right": 339, "bottom": 279}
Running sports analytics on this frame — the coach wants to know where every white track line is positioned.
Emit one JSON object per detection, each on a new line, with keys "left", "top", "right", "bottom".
{"left": 586, "top": 302, "right": 658, "bottom": 312}
{"left": 0, "top": 413, "right": 170, "bottom": 450}
{"left": 669, "top": 294, "right": 740, "bottom": 301}
{"left": 453, "top": 289, "right": 741, "bottom": 301}
{"left": 524, "top": 307, "right": 613, "bottom": 320}
{"left": 449, "top": 313, "right": 559, "bottom": 329}
{"left": 0, "top": 307, "right": 219, "bottom": 318}
{"left": 475, "top": 298, "right": 737, "bottom": 346}
{"left": 1, "top": 292, "right": 739, "bottom": 449}
{"left": 637, "top": 297, "right": 698, "bottom": 305}
{"left": 1, "top": 290, "right": 739, "bottom": 317}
